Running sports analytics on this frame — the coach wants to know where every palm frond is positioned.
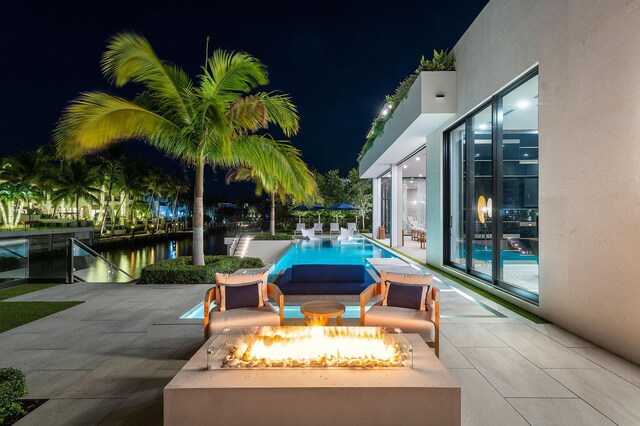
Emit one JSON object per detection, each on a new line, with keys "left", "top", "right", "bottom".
{"left": 256, "top": 92, "right": 300, "bottom": 137}
{"left": 53, "top": 92, "right": 193, "bottom": 161}
{"left": 101, "top": 32, "right": 193, "bottom": 122}
{"left": 198, "top": 50, "right": 268, "bottom": 104}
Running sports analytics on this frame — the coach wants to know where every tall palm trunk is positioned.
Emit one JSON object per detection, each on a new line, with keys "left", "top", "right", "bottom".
{"left": 100, "top": 175, "right": 115, "bottom": 235}
{"left": 144, "top": 190, "right": 155, "bottom": 232}
{"left": 75, "top": 196, "right": 80, "bottom": 225}
{"left": 270, "top": 193, "right": 276, "bottom": 235}
{"left": 192, "top": 157, "right": 205, "bottom": 266}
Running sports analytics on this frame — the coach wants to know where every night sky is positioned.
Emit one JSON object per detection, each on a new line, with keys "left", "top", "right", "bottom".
{"left": 1, "top": 0, "right": 488, "bottom": 200}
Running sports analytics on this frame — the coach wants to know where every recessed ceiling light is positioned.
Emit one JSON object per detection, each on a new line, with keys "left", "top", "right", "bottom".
{"left": 418, "top": 174, "right": 423, "bottom": 177}
{"left": 517, "top": 100, "right": 530, "bottom": 109}
{"left": 478, "top": 123, "right": 489, "bottom": 130}
{"left": 415, "top": 157, "right": 420, "bottom": 161}
{"left": 403, "top": 165, "right": 408, "bottom": 169}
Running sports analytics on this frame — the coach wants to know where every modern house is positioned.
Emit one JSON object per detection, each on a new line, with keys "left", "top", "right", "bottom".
{"left": 360, "top": 0, "right": 640, "bottom": 364}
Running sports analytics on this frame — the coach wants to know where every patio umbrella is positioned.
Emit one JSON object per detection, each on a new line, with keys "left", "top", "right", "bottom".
{"left": 328, "top": 203, "right": 360, "bottom": 224}
{"left": 293, "top": 204, "right": 324, "bottom": 223}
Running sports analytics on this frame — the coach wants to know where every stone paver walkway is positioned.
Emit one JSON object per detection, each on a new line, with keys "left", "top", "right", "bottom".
{"left": 1, "top": 273, "right": 640, "bottom": 424}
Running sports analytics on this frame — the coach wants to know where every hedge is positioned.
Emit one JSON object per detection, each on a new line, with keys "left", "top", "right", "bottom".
{"left": 0, "top": 368, "right": 27, "bottom": 424}
{"left": 139, "top": 256, "right": 264, "bottom": 284}
{"left": 252, "top": 233, "right": 293, "bottom": 241}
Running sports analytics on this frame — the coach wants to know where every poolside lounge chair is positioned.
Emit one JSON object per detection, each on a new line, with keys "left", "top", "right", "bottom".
{"left": 204, "top": 272, "right": 285, "bottom": 340}
{"left": 301, "top": 228, "right": 318, "bottom": 240}
{"left": 347, "top": 223, "right": 358, "bottom": 233}
{"left": 313, "top": 222, "right": 323, "bottom": 235}
{"left": 359, "top": 271, "right": 439, "bottom": 357}
{"left": 337, "top": 227, "right": 354, "bottom": 242}
{"left": 330, "top": 223, "right": 340, "bottom": 235}
{"left": 294, "top": 223, "right": 306, "bottom": 235}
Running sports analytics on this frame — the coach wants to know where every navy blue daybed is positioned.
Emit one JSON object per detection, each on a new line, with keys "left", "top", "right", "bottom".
{"left": 274, "top": 264, "right": 375, "bottom": 295}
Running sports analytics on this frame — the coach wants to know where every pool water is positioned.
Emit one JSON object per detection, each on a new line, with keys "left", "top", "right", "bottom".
{"left": 182, "top": 238, "right": 399, "bottom": 320}
{"left": 181, "top": 302, "right": 367, "bottom": 320}
{"left": 269, "top": 238, "right": 397, "bottom": 278}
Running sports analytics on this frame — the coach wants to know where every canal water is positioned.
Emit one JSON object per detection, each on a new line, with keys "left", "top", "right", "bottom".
{"left": 27, "top": 231, "right": 227, "bottom": 282}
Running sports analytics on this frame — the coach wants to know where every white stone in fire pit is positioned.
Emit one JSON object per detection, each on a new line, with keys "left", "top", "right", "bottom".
{"left": 164, "top": 329, "right": 461, "bottom": 426}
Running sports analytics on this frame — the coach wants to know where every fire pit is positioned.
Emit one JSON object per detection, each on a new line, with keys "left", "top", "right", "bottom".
{"left": 207, "top": 326, "right": 412, "bottom": 369}
{"left": 165, "top": 327, "right": 461, "bottom": 425}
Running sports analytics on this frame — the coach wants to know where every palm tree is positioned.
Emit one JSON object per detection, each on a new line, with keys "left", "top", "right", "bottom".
{"left": 0, "top": 148, "right": 53, "bottom": 216}
{"left": 0, "top": 182, "right": 41, "bottom": 227}
{"left": 54, "top": 32, "right": 301, "bottom": 265}
{"left": 112, "top": 160, "right": 146, "bottom": 232}
{"left": 168, "top": 175, "right": 190, "bottom": 218}
{"left": 143, "top": 168, "right": 165, "bottom": 231}
{"left": 226, "top": 140, "right": 318, "bottom": 235}
{"left": 96, "top": 147, "right": 126, "bottom": 235}
{"left": 50, "top": 161, "right": 102, "bottom": 224}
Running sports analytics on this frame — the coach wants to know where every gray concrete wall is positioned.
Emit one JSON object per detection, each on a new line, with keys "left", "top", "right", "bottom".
{"left": 426, "top": 0, "right": 640, "bottom": 363}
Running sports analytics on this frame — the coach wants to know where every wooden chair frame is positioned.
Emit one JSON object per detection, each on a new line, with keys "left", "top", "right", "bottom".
{"left": 204, "top": 282, "right": 285, "bottom": 340}
{"left": 360, "top": 282, "right": 440, "bottom": 357}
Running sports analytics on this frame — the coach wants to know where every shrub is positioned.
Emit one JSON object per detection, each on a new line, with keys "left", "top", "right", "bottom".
{"left": 360, "top": 228, "right": 371, "bottom": 233}
{"left": 252, "top": 233, "right": 293, "bottom": 241}
{"left": 139, "top": 256, "right": 264, "bottom": 284}
{"left": 0, "top": 368, "right": 27, "bottom": 424}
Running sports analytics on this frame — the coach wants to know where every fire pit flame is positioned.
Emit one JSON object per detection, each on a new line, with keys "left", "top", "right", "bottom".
{"left": 219, "top": 326, "right": 410, "bottom": 369}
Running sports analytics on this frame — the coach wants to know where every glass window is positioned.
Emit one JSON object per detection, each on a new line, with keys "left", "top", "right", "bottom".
{"left": 449, "top": 124, "right": 466, "bottom": 267}
{"left": 444, "top": 71, "right": 539, "bottom": 302}
{"left": 471, "top": 105, "right": 493, "bottom": 278}
{"left": 380, "top": 175, "right": 391, "bottom": 236}
{"left": 500, "top": 75, "right": 539, "bottom": 294}
{"left": 403, "top": 177, "right": 426, "bottom": 234}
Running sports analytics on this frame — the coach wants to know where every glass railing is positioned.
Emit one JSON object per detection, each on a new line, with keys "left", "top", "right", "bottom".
{"left": 70, "top": 238, "right": 134, "bottom": 283}
{"left": 0, "top": 238, "right": 28, "bottom": 283}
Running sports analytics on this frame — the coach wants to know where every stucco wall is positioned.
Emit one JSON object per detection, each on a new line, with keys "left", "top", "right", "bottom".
{"left": 429, "top": 0, "right": 640, "bottom": 363}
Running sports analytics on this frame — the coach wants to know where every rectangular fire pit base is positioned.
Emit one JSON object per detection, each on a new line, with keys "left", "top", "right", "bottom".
{"left": 164, "top": 332, "right": 461, "bottom": 426}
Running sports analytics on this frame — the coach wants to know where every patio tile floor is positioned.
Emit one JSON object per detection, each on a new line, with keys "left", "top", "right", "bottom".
{"left": 0, "top": 270, "right": 637, "bottom": 424}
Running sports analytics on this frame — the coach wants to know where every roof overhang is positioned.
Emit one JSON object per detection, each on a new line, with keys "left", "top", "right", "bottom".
{"left": 359, "top": 71, "right": 457, "bottom": 179}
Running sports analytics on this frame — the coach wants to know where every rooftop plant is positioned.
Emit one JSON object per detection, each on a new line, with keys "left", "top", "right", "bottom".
{"left": 358, "top": 50, "right": 455, "bottom": 161}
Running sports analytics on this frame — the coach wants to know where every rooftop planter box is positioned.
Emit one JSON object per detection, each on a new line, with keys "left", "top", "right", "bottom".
{"left": 359, "top": 71, "right": 457, "bottom": 178}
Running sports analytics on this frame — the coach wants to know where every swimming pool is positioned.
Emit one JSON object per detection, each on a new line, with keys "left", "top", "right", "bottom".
{"left": 269, "top": 238, "right": 397, "bottom": 278}
{"left": 181, "top": 237, "right": 400, "bottom": 320}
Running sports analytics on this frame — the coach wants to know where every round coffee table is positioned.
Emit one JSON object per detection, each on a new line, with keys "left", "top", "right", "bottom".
{"left": 300, "top": 300, "right": 346, "bottom": 326}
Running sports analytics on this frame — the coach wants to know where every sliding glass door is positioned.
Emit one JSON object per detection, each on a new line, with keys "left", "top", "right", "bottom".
{"left": 444, "top": 70, "right": 539, "bottom": 303}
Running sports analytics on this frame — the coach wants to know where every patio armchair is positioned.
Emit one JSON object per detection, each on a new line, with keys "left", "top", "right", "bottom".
{"left": 329, "top": 223, "right": 340, "bottom": 235}
{"left": 313, "top": 222, "right": 323, "bottom": 235}
{"left": 347, "top": 223, "right": 358, "bottom": 233}
{"left": 204, "top": 279, "right": 285, "bottom": 340}
{"left": 359, "top": 272, "right": 439, "bottom": 357}
{"left": 294, "top": 223, "right": 306, "bottom": 235}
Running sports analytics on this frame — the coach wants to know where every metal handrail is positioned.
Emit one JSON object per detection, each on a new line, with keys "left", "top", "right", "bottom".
{"left": 228, "top": 234, "right": 241, "bottom": 256}
{"left": 69, "top": 237, "right": 134, "bottom": 282}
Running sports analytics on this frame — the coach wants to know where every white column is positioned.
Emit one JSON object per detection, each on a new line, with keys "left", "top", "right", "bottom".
{"left": 391, "top": 164, "right": 403, "bottom": 247}
{"left": 372, "top": 178, "right": 381, "bottom": 237}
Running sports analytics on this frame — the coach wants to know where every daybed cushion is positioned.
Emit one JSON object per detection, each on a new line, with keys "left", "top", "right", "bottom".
{"left": 206, "top": 302, "right": 280, "bottom": 336}
{"left": 291, "top": 264, "right": 364, "bottom": 283}
{"left": 215, "top": 271, "right": 269, "bottom": 305}
{"left": 364, "top": 301, "right": 436, "bottom": 342}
